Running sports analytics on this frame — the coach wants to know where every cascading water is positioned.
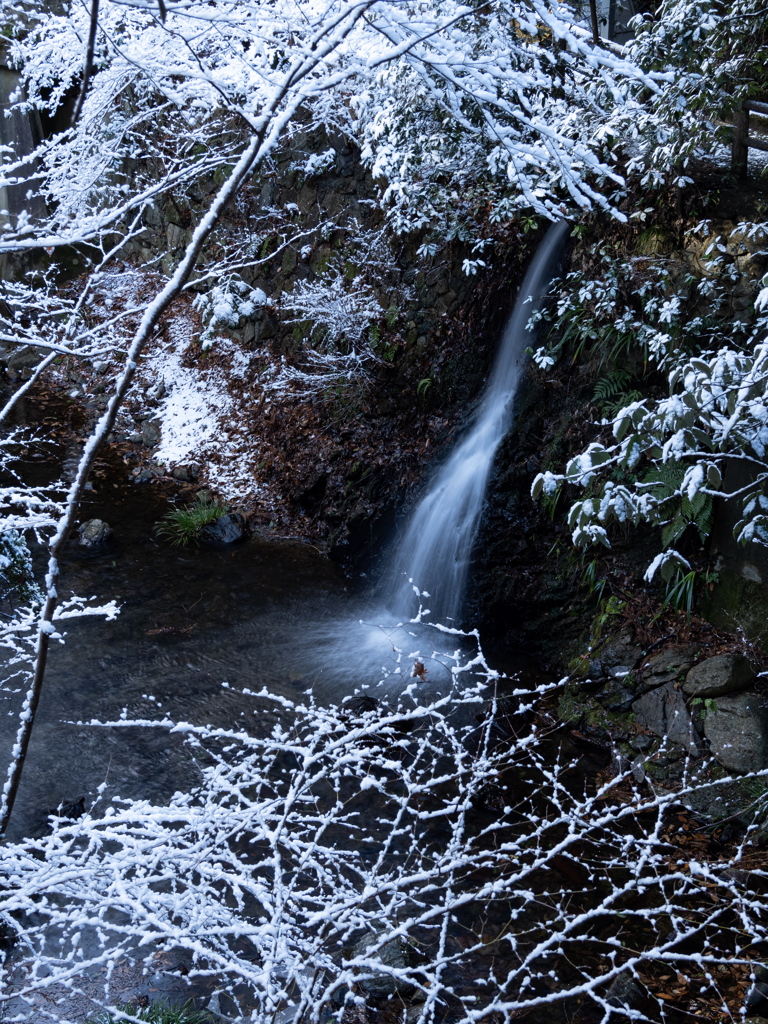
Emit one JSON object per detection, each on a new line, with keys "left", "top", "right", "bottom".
{"left": 383, "top": 220, "right": 570, "bottom": 623}
{"left": 0, "top": 67, "right": 45, "bottom": 279}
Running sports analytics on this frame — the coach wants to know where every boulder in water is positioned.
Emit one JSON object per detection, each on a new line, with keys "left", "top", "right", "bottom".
{"left": 77, "top": 519, "right": 113, "bottom": 547}
{"left": 198, "top": 512, "right": 245, "bottom": 546}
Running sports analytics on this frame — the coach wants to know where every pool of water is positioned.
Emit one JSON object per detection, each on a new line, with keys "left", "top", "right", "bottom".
{"left": 0, "top": 448, "right": 490, "bottom": 843}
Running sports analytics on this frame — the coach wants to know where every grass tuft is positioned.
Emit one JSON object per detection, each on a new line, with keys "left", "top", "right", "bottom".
{"left": 156, "top": 494, "right": 228, "bottom": 547}
{"left": 87, "top": 1001, "right": 213, "bottom": 1024}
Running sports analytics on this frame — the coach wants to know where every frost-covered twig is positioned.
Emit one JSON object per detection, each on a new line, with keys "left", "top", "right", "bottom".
{"left": 0, "top": 641, "right": 764, "bottom": 1023}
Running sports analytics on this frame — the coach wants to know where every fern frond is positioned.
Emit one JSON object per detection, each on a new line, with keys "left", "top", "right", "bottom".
{"left": 592, "top": 370, "right": 632, "bottom": 404}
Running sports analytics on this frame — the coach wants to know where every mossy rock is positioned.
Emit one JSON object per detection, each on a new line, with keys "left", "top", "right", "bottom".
{"left": 683, "top": 772, "right": 768, "bottom": 838}
{"left": 703, "top": 566, "right": 768, "bottom": 646}
{"left": 635, "top": 226, "right": 675, "bottom": 256}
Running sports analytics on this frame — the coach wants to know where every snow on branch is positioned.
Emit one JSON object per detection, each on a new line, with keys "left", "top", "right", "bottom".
{"left": 0, "top": 629, "right": 765, "bottom": 1022}
{"left": 281, "top": 270, "right": 382, "bottom": 350}
{"left": 531, "top": 222, "right": 768, "bottom": 574}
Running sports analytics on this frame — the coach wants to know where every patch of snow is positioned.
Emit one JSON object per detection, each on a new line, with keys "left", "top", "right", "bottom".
{"left": 140, "top": 310, "right": 263, "bottom": 499}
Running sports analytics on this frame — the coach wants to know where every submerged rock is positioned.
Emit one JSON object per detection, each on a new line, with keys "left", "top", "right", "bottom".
{"left": 77, "top": 519, "right": 113, "bottom": 547}
{"left": 703, "top": 692, "right": 768, "bottom": 773}
{"left": 682, "top": 653, "right": 756, "bottom": 698}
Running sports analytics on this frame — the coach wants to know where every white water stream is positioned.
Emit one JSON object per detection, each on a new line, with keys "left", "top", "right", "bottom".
{"left": 383, "top": 221, "right": 570, "bottom": 623}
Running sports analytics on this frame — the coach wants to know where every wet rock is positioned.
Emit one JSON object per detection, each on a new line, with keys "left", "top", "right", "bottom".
{"left": 128, "top": 431, "right": 143, "bottom": 444}
{"left": 629, "top": 731, "right": 654, "bottom": 752}
{"left": 198, "top": 513, "right": 245, "bottom": 546}
{"left": 588, "top": 628, "right": 642, "bottom": 682}
{"left": 638, "top": 644, "right": 700, "bottom": 692}
{"left": 6, "top": 346, "right": 41, "bottom": 370}
{"left": 595, "top": 676, "right": 635, "bottom": 711}
{"left": 632, "top": 682, "right": 701, "bottom": 755}
{"left": 343, "top": 694, "right": 381, "bottom": 716}
{"left": 141, "top": 419, "right": 162, "bottom": 447}
{"left": 703, "top": 692, "right": 768, "bottom": 773}
{"left": 747, "top": 965, "right": 768, "bottom": 1016}
{"left": 171, "top": 462, "right": 200, "bottom": 483}
{"left": 683, "top": 653, "right": 756, "bottom": 698}
{"left": 129, "top": 946, "right": 218, "bottom": 1012}
{"left": 166, "top": 222, "right": 189, "bottom": 249}
{"left": 679, "top": 775, "right": 765, "bottom": 826}
{"left": 405, "top": 1006, "right": 426, "bottom": 1024}
{"left": 605, "top": 974, "right": 644, "bottom": 1009}
{"left": 351, "top": 929, "right": 411, "bottom": 997}
{"left": 77, "top": 519, "right": 113, "bottom": 547}
{"left": 48, "top": 796, "right": 85, "bottom": 821}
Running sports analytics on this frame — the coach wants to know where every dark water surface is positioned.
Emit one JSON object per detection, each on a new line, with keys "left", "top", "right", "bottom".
{"left": 1, "top": 453, "right": 488, "bottom": 843}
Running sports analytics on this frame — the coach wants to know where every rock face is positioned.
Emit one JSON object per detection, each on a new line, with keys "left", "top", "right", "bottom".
{"left": 77, "top": 519, "right": 113, "bottom": 547}
{"left": 632, "top": 683, "right": 701, "bottom": 755}
{"left": 588, "top": 628, "right": 641, "bottom": 682}
{"left": 638, "top": 644, "right": 700, "bottom": 692}
{"left": 198, "top": 513, "right": 245, "bottom": 546}
{"left": 703, "top": 692, "right": 768, "bottom": 773}
{"left": 682, "top": 653, "right": 756, "bottom": 698}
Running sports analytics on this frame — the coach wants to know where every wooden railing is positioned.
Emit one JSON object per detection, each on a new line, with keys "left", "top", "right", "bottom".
{"left": 732, "top": 98, "right": 768, "bottom": 179}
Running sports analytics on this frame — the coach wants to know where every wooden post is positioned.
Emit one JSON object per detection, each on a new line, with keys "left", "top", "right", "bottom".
{"left": 732, "top": 101, "right": 749, "bottom": 180}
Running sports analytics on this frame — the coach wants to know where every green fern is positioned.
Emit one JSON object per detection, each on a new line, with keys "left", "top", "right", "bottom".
{"left": 642, "top": 462, "right": 713, "bottom": 547}
{"left": 592, "top": 373, "right": 643, "bottom": 417}
{"left": 605, "top": 389, "right": 643, "bottom": 417}
{"left": 592, "top": 370, "right": 632, "bottom": 404}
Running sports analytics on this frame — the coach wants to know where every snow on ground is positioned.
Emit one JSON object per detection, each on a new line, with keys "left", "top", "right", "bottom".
{"left": 143, "top": 318, "right": 265, "bottom": 500}
{"left": 77, "top": 266, "right": 270, "bottom": 503}
{"left": 698, "top": 140, "right": 768, "bottom": 175}
{"left": 150, "top": 320, "right": 232, "bottom": 465}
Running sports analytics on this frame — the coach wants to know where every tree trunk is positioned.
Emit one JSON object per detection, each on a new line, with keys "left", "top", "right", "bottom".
{"left": 732, "top": 102, "right": 749, "bottom": 180}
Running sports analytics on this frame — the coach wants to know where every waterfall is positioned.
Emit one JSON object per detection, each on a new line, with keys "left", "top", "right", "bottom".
{"left": 0, "top": 67, "right": 45, "bottom": 280}
{"left": 383, "top": 220, "right": 570, "bottom": 623}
